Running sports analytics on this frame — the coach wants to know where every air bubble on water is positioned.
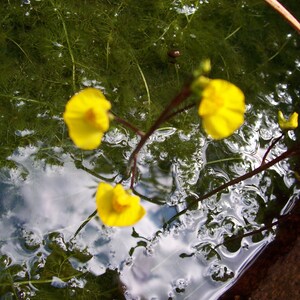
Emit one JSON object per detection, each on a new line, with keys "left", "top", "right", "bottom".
{"left": 287, "top": 130, "right": 296, "bottom": 141}
{"left": 68, "top": 277, "right": 86, "bottom": 289}
{"left": 15, "top": 129, "right": 35, "bottom": 137}
{"left": 124, "top": 256, "right": 134, "bottom": 267}
{"left": 183, "top": 211, "right": 197, "bottom": 227}
{"left": 206, "top": 263, "right": 234, "bottom": 282}
{"left": 15, "top": 100, "right": 25, "bottom": 107}
{"left": 259, "top": 127, "right": 275, "bottom": 141}
{"left": 17, "top": 291, "right": 26, "bottom": 299}
{"left": 104, "top": 128, "right": 128, "bottom": 145}
{"left": 16, "top": 270, "right": 26, "bottom": 278}
{"left": 178, "top": 131, "right": 191, "bottom": 142}
{"left": 159, "top": 151, "right": 168, "bottom": 160}
{"left": 128, "top": 136, "right": 140, "bottom": 148}
{"left": 37, "top": 111, "right": 50, "bottom": 119}
{"left": 48, "top": 232, "right": 68, "bottom": 252}
{"left": 52, "top": 42, "right": 63, "bottom": 48}
{"left": 36, "top": 254, "right": 47, "bottom": 269}
{"left": 168, "top": 291, "right": 175, "bottom": 299}
{"left": 81, "top": 78, "right": 105, "bottom": 90}
{"left": 0, "top": 255, "right": 12, "bottom": 268}
{"left": 124, "top": 290, "right": 141, "bottom": 300}
{"left": 21, "top": 228, "right": 41, "bottom": 251}
{"left": 241, "top": 207, "right": 258, "bottom": 223}
{"left": 175, "top": 4, "right": 197, "bottom": 16}
{"left": 264, "top": 92, "right": 279, "bottom": 106}
{"left": 173, "top": 278, "right": 189, "bottom": 293}
{"left": 151, "top": 128, "right": 176, "bottom": 143}
{"left": 166, "top": 190, "right": 183, "bottom": 206}
{"left": 145, "top": 244, "right": 154, "bottom": 256}
{"left": 241, "top": 240, "right": 250, "bottom": 250}
{"left": 276, "top": 83, "right": 293, "bottom": 104}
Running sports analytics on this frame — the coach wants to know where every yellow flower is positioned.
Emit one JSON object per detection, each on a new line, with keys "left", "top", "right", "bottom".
{"left": 278, "top": 111, "right": 298, "bottom": 131}
{"left": 63, "top": 88, "right": 111, "bottom": 150}
{"left": 96, "top": 183, "right": 146, "bottom": 227}
{"left": 197, "top": 78, "right": 245, "bottom": 139}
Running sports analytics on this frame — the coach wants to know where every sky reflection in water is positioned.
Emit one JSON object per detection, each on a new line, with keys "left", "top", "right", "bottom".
{"left": 1, "top": 110, "right": 297, "bottom": 299}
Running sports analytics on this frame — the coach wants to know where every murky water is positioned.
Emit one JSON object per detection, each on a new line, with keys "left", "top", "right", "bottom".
{"left": 0, "top": 1, "right": 299, "bottom": 299}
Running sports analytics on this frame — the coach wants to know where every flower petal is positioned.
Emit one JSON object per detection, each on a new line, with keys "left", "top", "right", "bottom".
{"left": 202, "top": 108, "right": 244, "bottom": 139}
{"left": 63, "top": 88, "right": 111, "bottom": 150}
{"left": 198, "top": 79, "right": 245, "bottom": 139}
{"left": 101, "top": 205, "right": 146, "bottom": 227}
{"left": 278, "top": 111, "right": 298, "bottom": 130}
{"left": 66, "top": 118, "right": 104, "bottom": 150}
{"left": 96, "top": 183, "right": 146, "bottom": 227}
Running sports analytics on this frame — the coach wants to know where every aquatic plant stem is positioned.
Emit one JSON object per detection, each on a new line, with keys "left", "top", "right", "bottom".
{"left": 265, "top": 0, "right": 300, "bottom": 33}
{"left": 0, "top": 273, "right": 85, "bottom": 288}
{"left": 6, "top": 37, "right": 33, "bottom": 64}
{"left": 130, "top": 155, "right": 138, "bottom": 189}
{"left": 165, "top": 144, "right": 300, "bottom": 227}
{"left": 128, "top": 83, "right": 192, "bottom": 167}
{"left": 50, "top": 0, "right": 77, "bottom": 92}
{"left": 0, "top": 94, "right": 46, "bottom": 105}
{"left": 261, "top": 133, "right": 284, "bottom": 165}
{"left": 136, "top": 61, "right": 151, "bottom": 106}
{"left": 112, "top": 114, "right": 145, "bottom": 137}
{"left": 127, "top": 83, "right": 192, "bottom": 187}
{"left": 214, "top": 219, "right": 280, "bottom": 249}
{"left": 214, "top": 210, "right": 296, "bottom": 249}
{"left": 73, "top": 209, "right": 97, "bottom": 238}
{"left": 163, "top": 103, "right": 196, "bottom": 122}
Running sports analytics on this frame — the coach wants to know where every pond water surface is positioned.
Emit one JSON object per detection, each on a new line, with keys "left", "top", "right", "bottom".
{"left": 0, "top": 1, "right": 299, "bottom": 299}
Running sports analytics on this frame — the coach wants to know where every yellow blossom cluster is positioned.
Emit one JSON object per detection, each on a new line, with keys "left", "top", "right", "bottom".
{"left": 63, "top": 73, "right": 298, "bottom": 228}
{"left": 62, "top": 79, "right": 247, "bottom": 227}
{"left": 63, "top": 88, "right": 146, "bottom": 227}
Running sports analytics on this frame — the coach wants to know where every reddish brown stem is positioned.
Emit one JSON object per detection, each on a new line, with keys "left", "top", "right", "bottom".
{"left": 128, "top": 83, "right": 192, "bottom": 167}
{"left": 163, "top": 103, "right": 196, "bottom": 122}
{"left": 113, "top": 114, "right": 145, "bottom": 137}
{"left": 214, "top": 219, "right": 280, "bottom": 249}
{"left": 261, "top": 133, "right": 284, "bottom": 165}
{"left": 165, "top": 144, "right": 300, "bottom": 227}
{"left": 130, "top": 155, "right": 138, "bottom": 189}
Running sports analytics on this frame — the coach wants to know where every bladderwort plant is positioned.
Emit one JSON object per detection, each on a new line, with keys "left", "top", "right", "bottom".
{"left": 63, "top": 60, "right": 299, "bottom": 233}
